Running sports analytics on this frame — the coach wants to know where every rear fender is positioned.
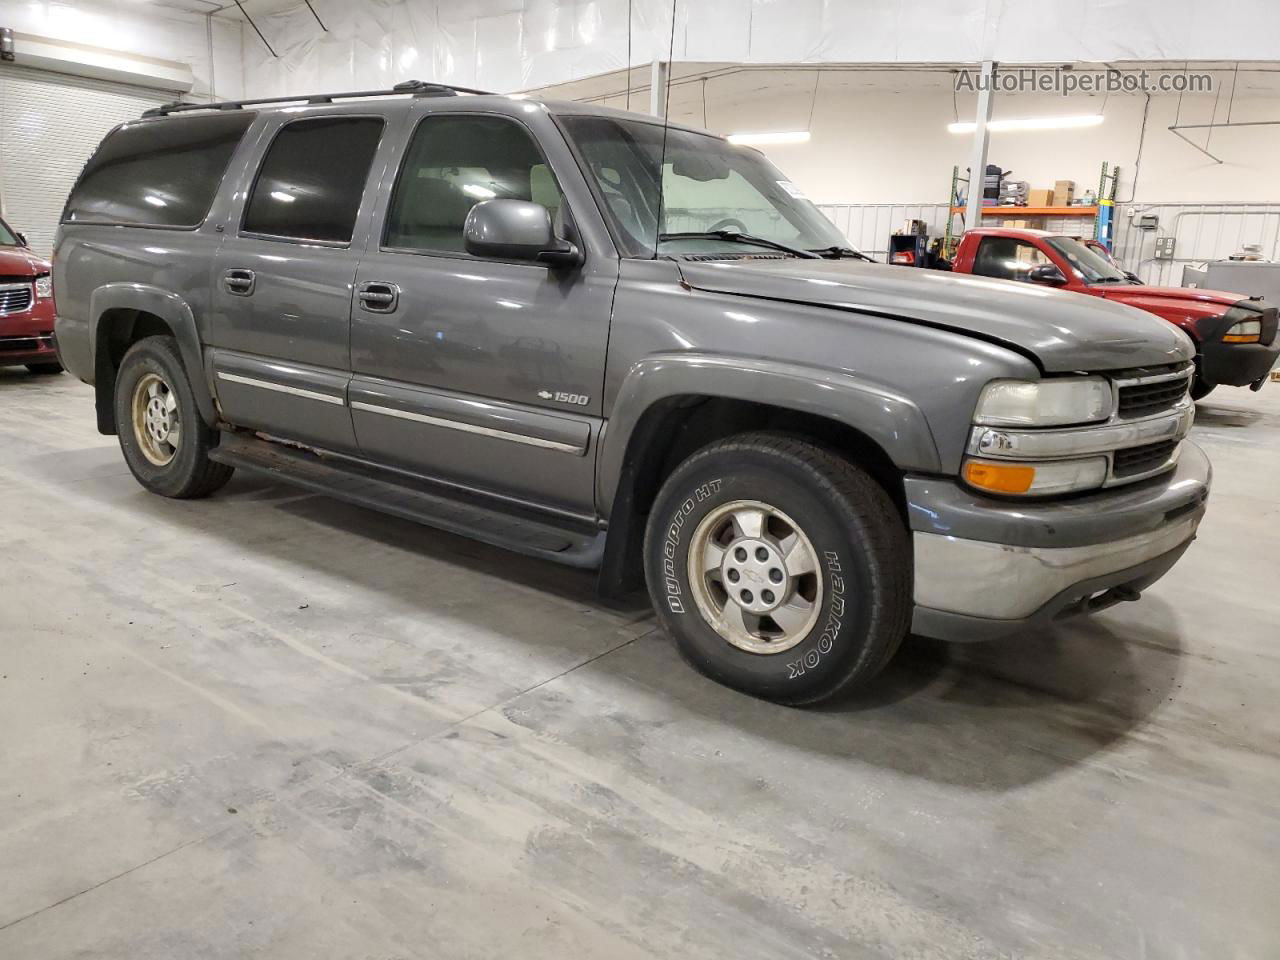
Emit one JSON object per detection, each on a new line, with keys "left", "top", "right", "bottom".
{"left": 89, "top": 284, "right": 216, "bottom": 430}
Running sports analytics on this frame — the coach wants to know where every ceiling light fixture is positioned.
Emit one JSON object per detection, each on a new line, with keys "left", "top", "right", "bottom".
{"left": 947, "top": 114, "right": 1104, "bottom": 134}
{"left": 726, "top": 130, "right": 811, "bottom": 146}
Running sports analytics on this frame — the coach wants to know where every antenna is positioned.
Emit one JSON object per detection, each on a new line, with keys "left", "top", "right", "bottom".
{"left": 653, "top": 0, "right": 678, "bottom": 259}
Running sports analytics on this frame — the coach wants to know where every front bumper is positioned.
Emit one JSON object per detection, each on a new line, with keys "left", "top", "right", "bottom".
{"left": 1200, "top": 337, "right": 1280, "bottom": 388}
{"left": 0, "top": 331, "right": 58, "bottom": 366}
{"left": 906, "top": 440, "right": 1211, "bottom": 641}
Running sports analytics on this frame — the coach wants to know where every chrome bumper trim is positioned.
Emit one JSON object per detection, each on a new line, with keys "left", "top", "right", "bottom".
{"left": 913, "top": 512, "right": 1202, "bottom": 621}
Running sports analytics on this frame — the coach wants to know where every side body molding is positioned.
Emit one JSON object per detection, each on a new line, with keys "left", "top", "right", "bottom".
{"left": 595, "top": 352, "right": 943, "bottom": 516}
{"left": 89, "top": 283, "right": 217, "bottom": 429}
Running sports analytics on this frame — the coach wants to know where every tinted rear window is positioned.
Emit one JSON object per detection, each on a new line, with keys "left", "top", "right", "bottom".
{"left": 63, "top": 112, "right": 255, "bottom": 228}
{"left": 242, "top": 116, "right": 384, "bottom": 244}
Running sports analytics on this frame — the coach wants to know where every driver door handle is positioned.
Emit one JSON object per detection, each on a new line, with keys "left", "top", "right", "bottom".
{"left": 223, "top": 268, "right": 255, "bottom": 296}
{"left": 357, "top": 281, "right": 400, "bottom": 313}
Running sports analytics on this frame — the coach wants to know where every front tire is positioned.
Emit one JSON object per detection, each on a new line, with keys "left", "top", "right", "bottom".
{"left": 113, "top": 335, "right": 233, "bottom": 499}
{"left": 643, "top": 433, "right": 912, "bottom": 705}
{"left": 1190, "top": 375, "right": 1215, "bottom": 401}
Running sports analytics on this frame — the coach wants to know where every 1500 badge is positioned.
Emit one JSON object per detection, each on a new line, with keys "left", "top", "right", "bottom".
{"left": 538, "top": 390, "right": 590, "bottom": 406}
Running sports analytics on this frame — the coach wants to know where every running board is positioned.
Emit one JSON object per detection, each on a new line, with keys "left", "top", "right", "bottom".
{"left": 209, "top": 433, "right": 605, "bottom": 569}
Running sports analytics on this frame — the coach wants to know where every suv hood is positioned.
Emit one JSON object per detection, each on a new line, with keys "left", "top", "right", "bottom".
{"left": 678, "top": 259, "right": 1193, "bottom": 372}
{"left": 0, "top": 245, "right": 50, "bottom": 278}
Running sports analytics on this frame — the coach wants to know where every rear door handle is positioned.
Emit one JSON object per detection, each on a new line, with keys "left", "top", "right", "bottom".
{"left": 357, "top": 281, "right": 400, "bottom": 313}
{"left": 223, "top": 268, "right": 255, "bottom": 296}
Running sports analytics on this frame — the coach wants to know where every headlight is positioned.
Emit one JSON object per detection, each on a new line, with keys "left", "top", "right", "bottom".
{"left": 1223, "top": 318, "right": 1261, "bottom": 343}
{"left": 973, "top": 377, "right": 1113, "bottom": 427}
{"left": 963, "top": 456, "right": 1109, "bottom": 496}
{"left": 34, "top": 275, "right": 53, "bottom": 299}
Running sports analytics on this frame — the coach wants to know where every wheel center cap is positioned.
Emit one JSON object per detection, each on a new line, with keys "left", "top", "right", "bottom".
{"left": 720, "top": 537, "right": 787, "bottom": 614}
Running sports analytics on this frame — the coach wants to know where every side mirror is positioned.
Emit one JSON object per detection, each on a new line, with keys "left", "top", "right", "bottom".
{"left": 15, "top": 232, "right": 27, "bottom": 247}
{"left": 464, "top": 199, "right": 581, "bottom": 268}
{"left": 1027, "top": 263, "right": 1067, "bottom": 286}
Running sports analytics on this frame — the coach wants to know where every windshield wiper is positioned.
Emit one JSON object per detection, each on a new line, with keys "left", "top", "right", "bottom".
{"left": 657, "top": 230, "right": 820, "bottom": 259}
{"left": 810, "top": 245, "right": 877, "bottom": 263}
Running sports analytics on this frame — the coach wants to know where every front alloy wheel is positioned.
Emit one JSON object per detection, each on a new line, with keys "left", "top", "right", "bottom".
{"left": 687, "top": 500, "right": 822, "bottom": 655}
{"left": 643, "top": 432, "right": 913, "bottom": 705}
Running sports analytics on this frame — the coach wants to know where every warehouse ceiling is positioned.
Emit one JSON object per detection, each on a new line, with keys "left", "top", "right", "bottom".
{"left": 529, "top": 60, "right": 1280, "bottom": 114}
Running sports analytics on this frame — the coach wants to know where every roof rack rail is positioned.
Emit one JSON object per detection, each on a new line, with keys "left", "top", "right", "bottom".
{"left": 141, "top": 79, "right": 495, "bottom": 118}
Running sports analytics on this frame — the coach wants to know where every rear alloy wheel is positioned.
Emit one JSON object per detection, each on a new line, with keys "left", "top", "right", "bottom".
{"left": 114, "top": 335, "right": 234, "bottom": 499}
{"left": 644, "top": 432, "right": 912, "bottom": 705}
{"left": 132, "top": 372, "right": 182, "bottom": 466}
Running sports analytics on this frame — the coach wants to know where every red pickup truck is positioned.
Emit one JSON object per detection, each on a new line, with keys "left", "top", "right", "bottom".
{"left": 0, "top": 217, "right": 60, "bottom": 374}
{"left": 943, "top": 227, "right": 1279, "bottom": 399}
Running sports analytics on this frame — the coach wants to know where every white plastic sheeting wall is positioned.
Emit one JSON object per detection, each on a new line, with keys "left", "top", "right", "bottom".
{"left": 0, "top": 0, "right": 244, "bottom": 100}
{"left": 242, "top": 0, "right": 1280, "bottom": 97}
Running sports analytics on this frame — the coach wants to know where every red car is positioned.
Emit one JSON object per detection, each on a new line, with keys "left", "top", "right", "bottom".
{"left": 946, "top": 227, "right": 1279, "bottom": 399}
{"left": 1, "top": 217, "right": 61, "bottom": 375}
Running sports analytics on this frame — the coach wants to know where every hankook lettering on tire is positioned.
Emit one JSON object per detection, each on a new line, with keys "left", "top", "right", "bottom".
{"left": 787, "top": 550, "right": 844, "bottom": 679}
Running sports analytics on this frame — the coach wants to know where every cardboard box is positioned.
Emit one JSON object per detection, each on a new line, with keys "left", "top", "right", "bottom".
{"left": 1053, "top": 180, "right": 1075, "bottom": 207}
{"left": 1028, "top": 188, "right": 1054, "bottom": 207}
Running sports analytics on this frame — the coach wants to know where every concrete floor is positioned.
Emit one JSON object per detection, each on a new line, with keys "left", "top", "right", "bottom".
{"left": 1, "top": 367, "right": 1277, "bottom": 960}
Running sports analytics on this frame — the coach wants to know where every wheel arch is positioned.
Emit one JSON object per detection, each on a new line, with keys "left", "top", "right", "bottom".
{"left": 89, "top": 285, "right": 214, "bottom": 435}
{"left": 596, "top": 355, "right": 940, "bottom": 596}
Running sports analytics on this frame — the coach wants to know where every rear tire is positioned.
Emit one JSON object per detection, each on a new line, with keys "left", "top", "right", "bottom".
{"left": 643, "top": 432, "right": 912, "bottom": 705}
{"left": 113, "top": 335, "right": 233, "bottom": 499}
{"left": 26, "top": 362, "right": 62, "bottom": 374}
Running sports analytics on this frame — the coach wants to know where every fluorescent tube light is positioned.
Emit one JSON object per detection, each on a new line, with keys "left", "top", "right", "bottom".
{"left": 947, "top": 114, "right": 1104, "bottom": 134}
{"left": 726, "top": 130, "right": 811, "bottom": 145}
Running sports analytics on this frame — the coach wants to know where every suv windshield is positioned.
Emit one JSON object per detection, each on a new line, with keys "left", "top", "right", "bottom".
{"left": 1045, "top": 235, "right": 1129, "bottom": 284}
{"left": 0, "top": 218, "right": 18, "bottom": 246}
{"left": 560, "top": 115, "right": 848, "bottom": 258}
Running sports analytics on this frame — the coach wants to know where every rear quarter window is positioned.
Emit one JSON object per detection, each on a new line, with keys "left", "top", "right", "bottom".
{"left": 62, "top": 112, "right": 256, "bottom": 228}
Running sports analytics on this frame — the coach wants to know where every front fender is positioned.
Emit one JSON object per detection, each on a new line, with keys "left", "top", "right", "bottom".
{"left": 89, "top": 283, "right": 217, "bottom": 428}
{"left": 596, "top": 352, "right": 942, "bottom": 515}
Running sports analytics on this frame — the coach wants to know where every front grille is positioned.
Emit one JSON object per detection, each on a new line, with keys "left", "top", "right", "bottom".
{"left": 0, "top": 283, "right": 34, "bottom": 316}
{"left": 1113, "top": 440, "right": 1179, "bottom": 478}
{"left": 1117, "top": 377, "right": 1190, "bottom": 418}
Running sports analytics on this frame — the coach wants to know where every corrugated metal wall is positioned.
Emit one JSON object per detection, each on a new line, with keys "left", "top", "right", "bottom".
{"left": 816, "top": 201, "right": 1280, "bottom": 285}
{"left": 0, "top": 67, "right": 172, "bottom": 256}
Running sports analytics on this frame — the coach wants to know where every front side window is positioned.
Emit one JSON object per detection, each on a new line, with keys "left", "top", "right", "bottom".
{"left": 0, "top": 218, "right": 18, "bottom": 246}
{"left": 971, "top": 236, "right": 1054, "bottom": 282}
{"left": 243, "top": 116, "right": 385, "bottom": 243}
{"left": 559, "top": 115, "right": 847, "bottom": 258}
{"left": 63, "top": 112, "right": 255, "bottom": 227}
{"left": 385, "top": 115, "right": 563, "bottom": 254}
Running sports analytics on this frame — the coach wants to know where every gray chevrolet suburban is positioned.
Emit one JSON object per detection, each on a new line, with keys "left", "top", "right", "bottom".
{"left": 53, "top": 81, "right": 1211, "bottom": 705}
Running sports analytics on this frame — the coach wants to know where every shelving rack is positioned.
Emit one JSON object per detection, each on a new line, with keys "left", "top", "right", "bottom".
{"left": 943, "top": 162, "right": 1120, "bottom": 255}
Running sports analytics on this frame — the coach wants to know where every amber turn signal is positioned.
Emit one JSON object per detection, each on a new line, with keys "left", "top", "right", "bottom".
{"left": 1222, "top": 332, "right": 1261, "bottom": 343}
{"left": 964, "top": 460, "right": 1037, "bottom": 494}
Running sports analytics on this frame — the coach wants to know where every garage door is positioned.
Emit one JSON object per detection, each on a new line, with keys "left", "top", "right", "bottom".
{"left": 0, "top": 66, "right": 175, "bottom": 256}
